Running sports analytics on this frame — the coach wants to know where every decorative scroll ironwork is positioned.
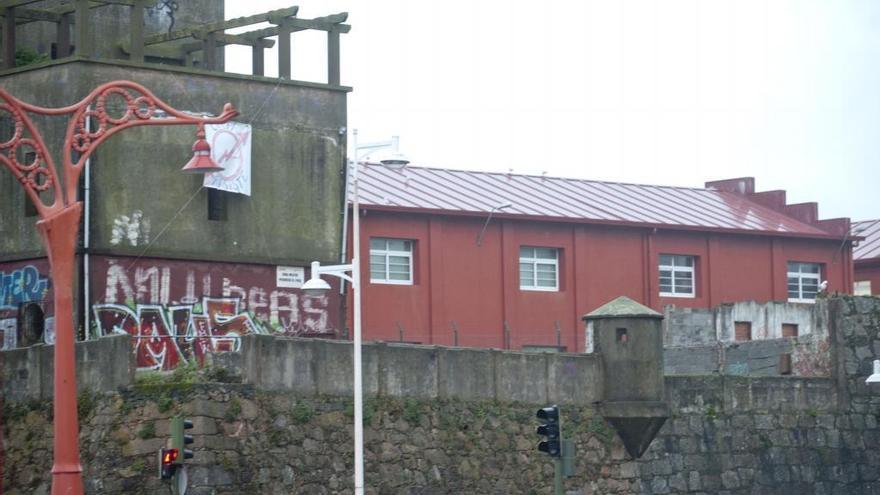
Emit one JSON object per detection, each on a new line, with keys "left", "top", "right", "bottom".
{"left": 0, "top": 80, "right": 237, "bottom": 220}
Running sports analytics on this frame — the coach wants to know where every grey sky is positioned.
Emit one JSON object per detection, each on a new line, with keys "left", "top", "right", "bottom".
{"left": 226, "top": 0, "right": 880, "bottom": 222}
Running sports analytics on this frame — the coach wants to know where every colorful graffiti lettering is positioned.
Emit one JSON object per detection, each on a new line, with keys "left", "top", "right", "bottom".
{"left": 100, "top": 261, "right": 334, "bottom": 335}
{"left": 91, "top": 257, "right": 340, "bottom": 369}
{"left": 0, "top": 264, "right": 51, "bottom": 350}
{"left": 93, "top": 298, "right": 263, "bottom": 371}
{"left": 0, "top": 265, "right": 48, "bottom": 308}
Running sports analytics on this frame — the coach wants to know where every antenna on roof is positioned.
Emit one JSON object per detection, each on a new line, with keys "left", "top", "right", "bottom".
{"left": 476, "top": 203, "right": 513, "bottom": 246}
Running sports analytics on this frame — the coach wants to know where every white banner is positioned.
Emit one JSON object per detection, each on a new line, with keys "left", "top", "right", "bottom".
{"left": 203, "top": 121, "right": 252, "bottom": 196}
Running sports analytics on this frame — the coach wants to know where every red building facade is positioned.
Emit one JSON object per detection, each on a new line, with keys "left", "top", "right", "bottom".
{"left": 350, "top": 167, "right": 855, "bottom": 353}
{"left": 853, "top": 219, "right": 880, "bottom": 295}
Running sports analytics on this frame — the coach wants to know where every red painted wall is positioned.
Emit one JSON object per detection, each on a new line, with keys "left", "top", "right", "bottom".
{"left": 855, "top": 260, "right": 880, "bottom": 295}
{"left": 354, "top": 210, "right": 853, "bottom": 352}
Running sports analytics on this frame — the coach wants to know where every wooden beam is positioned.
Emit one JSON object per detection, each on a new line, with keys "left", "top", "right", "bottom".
{"left": 284, "top": 15, "right": 350, "bottom": 33}
{"left": 74, "top": 0, "right": 89, "bottom": 57}
{"left": 202, "top": 31, "right": 216, "bottom": 70}
{"left": 128, "top": 0, "right": 143, "bottom": 62}
{"left": 241, "top": 13, "right": 350, "bottom": 41}
{"left": 277, "top": 20, "right": 290, "bottom": 79}
{"left": 13, "top": 8, "right": 61, "bottom": 23}
{"left": 252, "top": 42, "right": 264, "bottom": 76}
{"left": 142, "top": 6, "right": 298, "bottom": 46}
{"left": 242, "top": 13, "right": 350, "bottom": 39}
{"left": 327, "top": 30, "right": 339, "bottom": 85}
{"left": 189, "top": 32, "right": 274, "bottom": 49}
{"left": 0, "top": 0, "right": 42, "bottom": 9}
{"left": 56, "top": 12, "right": 71, "bottom": 57}
{"left": 3, "top": 7, "right": 16, "bottom": 69}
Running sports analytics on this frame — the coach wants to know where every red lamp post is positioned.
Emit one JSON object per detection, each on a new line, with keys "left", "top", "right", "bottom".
{"left": 0, "top": 80, "right": 237, "bottom": 495}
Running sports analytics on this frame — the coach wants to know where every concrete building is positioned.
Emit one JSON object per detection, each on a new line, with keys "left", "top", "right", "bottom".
{"left": 853, "top": 219, "right": 880, "bottom": 295}
{"left": 351, "top": 166, "right": 855, "bottom": 352}
{"left": 0, "top": 2, "right": 350, "bottom": 369}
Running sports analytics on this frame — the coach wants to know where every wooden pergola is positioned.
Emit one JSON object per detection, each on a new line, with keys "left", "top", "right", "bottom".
{"left": 0, "top": 1, "right": 350, "bottom": 84}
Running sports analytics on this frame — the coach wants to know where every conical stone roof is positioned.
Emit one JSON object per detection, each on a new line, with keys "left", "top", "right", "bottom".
{"left": 582, "top": 296, "right": 663, "bottom": 320}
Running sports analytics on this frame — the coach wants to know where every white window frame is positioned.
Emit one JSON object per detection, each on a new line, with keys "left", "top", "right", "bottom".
{"left": 854, "top": 280, "right": 872, "bottom": 296}
{"left": 659, "top": 254, "right": 696, "bottom": 298}
{"left": 787, "top": 261, "right": 821, "bottom": 303}
{"left": 519, "top": 246, "right": 559, "bottom": 292}
{"left": 369, "top": 238, "right": 413, "bottom": 285}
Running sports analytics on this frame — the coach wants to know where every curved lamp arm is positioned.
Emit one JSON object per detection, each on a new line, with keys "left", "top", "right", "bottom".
{"left": 0, "top": 80, "right": 238, "bottom": 220}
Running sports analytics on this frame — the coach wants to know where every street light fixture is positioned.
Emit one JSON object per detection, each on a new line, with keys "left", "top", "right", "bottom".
{"left": 0, "top": 81, "right": 236, "bottom": 495}
{"left": 305, "top": 129, "right": 407, "bottom": 495}
{"left": 866, "top": 360, "right": 880, "bottom": 384}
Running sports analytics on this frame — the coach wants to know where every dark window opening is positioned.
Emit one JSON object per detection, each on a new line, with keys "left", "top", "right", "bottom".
{"left": 735, "top": 321, "right": 752, "bottom": 341}
{"left": 616, "top": 327, "right": 628, "bottom": 343}
{"left": 782, "top": 323, "right": 799, "bottom": 338}
{"left": 208, "top": 188, "right": 228, "bottom": 221}
{"left": 19, "top": 303, "right": 45, "bottom": 347}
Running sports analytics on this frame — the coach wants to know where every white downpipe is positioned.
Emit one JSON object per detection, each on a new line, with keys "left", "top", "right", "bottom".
{"left": 83, "top": 106, "right": 91, "bottom": 340}
{"left": 352, "top": 130, "right": 364, "bottom": 495}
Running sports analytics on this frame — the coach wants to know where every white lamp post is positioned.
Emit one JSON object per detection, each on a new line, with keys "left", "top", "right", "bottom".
{"left": 866, "top": 360, "right": 880, "bottom": 384}
{"left": 302, "top": 130, "right": 409, "bottom": 495}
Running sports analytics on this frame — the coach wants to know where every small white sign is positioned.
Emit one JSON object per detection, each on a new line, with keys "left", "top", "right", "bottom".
{"left": 276, "top": 266, "right": 305, "bottom": 288}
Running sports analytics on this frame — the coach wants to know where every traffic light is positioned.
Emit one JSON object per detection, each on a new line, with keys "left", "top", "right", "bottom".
{"left": 159, "top": 448, "right": 178, "bottom": 479}
{"left": 171, "top": 417, "right": 194, "bottom": 465}
{"left": 536, "top": 405, "right": 561, "bottom": 457}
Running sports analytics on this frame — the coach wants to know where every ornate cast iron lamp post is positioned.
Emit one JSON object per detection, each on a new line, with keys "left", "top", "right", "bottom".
{"left": 0, "top": 80, "right": 237, "bottom": 495}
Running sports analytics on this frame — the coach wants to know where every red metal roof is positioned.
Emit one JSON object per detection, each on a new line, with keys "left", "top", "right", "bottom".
{"left": 854, "top": 220, "right": 880, "bottom": 260}
{"left": 355, "top": 165, "right": 835, "bottom": 238}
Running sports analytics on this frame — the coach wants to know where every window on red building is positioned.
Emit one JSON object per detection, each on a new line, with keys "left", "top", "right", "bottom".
{"left": 854, "top": 280, "right": 872, "bottom": 296}
{"left": 519, "top": 246, "right": 559, "bottom": 291}
{"left": 370, "top": 238, "right": 413, "bottom": 284}
{"left": 787, "top": 262, "right": 821, "bottom": 302}
{"left": 659, "top": 254, "right": 695, "bottom": 298}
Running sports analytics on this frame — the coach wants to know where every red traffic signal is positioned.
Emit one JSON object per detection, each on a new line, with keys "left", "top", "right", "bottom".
{"left": 162, "top": 448, "right": 179, "bottom": 464}
{"left": 159, "top": 448, "right": 179, "bottom": 479}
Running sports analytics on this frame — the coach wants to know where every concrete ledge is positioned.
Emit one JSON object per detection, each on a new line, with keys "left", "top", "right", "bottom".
{"left": 239, "top": 335, "right": 604, "bottom": 404}
{"left": 1, "top": 334, "right": 133, "bottom": 401}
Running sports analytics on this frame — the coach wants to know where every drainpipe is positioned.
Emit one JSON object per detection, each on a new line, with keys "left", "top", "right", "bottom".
{"left": 83, "top": 107, "right": 91, "bottom": 339}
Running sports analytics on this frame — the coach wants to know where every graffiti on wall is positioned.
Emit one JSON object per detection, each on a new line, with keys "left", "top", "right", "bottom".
{"left": 91, "top": 256, "right": 341, "bottom": 370}
{"left": 1, "top": 265, "right": 48, "bottom": 308}
{"left": 93, "top": 298, "right": 262, "bottom": 370}
{"left": 0, "top": 264, "right": 51, "bottom": 350}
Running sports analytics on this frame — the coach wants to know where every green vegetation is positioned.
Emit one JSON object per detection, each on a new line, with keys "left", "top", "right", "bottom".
{"left": 587, "top": 416, "right": 615, "bottom": 446}
{"left": 225, "top": 397, "right": 243, "bottom": 422}
{"left": 705, "top": 404, "right": 720, "bottom": 421}
{"left": 204, "top": 365, "right": 239, "bottom": 383}
{"left": 136, "top": 421, "right": 155, "bottom": 439}
{"left": 157, "top": 393, "right": 174, "bottom": 413}
{"left": 14, "top": 48, "right": 49, "bottom": 68}
{"left": 292, "top": 402, "right": 314, "bottom": 424}
{"left": 402, "top": 398, "right": 422, "bottom": 424}
{"left": 77, "top": 391, "right": 97, "bottom": 420}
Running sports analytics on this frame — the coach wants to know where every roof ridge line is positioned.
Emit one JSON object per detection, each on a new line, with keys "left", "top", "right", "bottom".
{"left": 393, "top": 164, "right": 715, "bottom": 192}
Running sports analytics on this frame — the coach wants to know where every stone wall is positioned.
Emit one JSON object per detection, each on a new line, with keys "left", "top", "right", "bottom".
{"left": 2, "top": 296, "right": 880, "bottom": 494}
{"left": 664, "top": 334, "right": 831, "bottom": 377}
{"left": 663, "top": 300, "right": 832, "bottom": 377}
{"left": 663, "top": 300, "right": 826, "bottom": 345}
